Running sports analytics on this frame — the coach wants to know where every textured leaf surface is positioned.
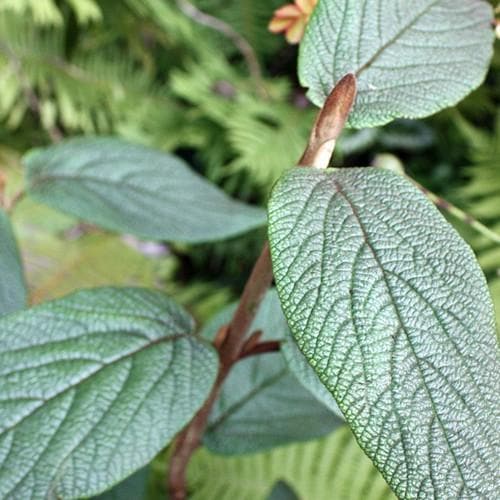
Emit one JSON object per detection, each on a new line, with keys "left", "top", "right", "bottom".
{"left": 202, "top": 290, "right": 341, "bottom": 454}
{"left": 299, "top": 0, "right": 495, "bottom": 128}
{"left": 268, "top": 167, "right": 500, "bottom": 498}
{"left": 0, "top": 207, "right": 27, "bottom": 315}
{"left": 186, "top": 426, "right": 395, "bottom": 500}
{"left": 0, "top": 287, "right": 218, "bottom": 499}
{"left": 23, "top": 137, "right": 266, "bottom": 243}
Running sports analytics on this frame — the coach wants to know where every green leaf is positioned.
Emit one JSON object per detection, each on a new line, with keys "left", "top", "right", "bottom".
{"left": 202, "top": 290, "right": 341, "bottom": 454}
{"left": 23, "top": 137, "right": 266, "bottom": 243}
{"left": 0, "top": 207, "right": 27, "bottom": 315}
{"left": 205, "top": 352, "right": 341, "bottom": 455}
{"left": 0, "top": 287, "right": 218, "bottom": 499}
{"left": 268, "top": 167, "right": 500, "bottom": 498}
{"left": 267, "top": 481, "right": 299, "bottom": 500}
{"left": 299, "top": 0, "right": 495, "bottom": 128}
{"left": 185, "top": 426, "right": 395, "bottom": 500}
{"left": 281, "top": 338, "right": 342, "bottom": 417}
{"left": 93, "top": 467, "right": 149, "bottom": 500}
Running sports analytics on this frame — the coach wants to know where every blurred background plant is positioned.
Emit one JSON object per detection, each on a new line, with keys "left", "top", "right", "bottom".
{"left": 0, "top": 0, "right": 498, "bottom": 498}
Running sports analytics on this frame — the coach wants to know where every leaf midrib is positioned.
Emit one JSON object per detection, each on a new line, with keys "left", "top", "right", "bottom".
{"left": 355, "top": 0, "right": 441, "bottom": 76}
{"left": 333, "top": 179, "right": 468, "bottom": 493}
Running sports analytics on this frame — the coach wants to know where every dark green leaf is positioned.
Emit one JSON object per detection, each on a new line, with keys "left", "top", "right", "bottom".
{"left": 281, "top": 339, "right": 342, "bottom": 417}
{"left": 202, "top": 290, "right": 342, "bottom": 454}
{"left": 93, "top": 467, "right": 149, "bottom": 500}
{"left": 0, "top": 287, "right": 218, "bottom": 499}
{"left": 269, "top": 167, "right": 500, "bottom": 498}
{"left": 0, "top": 207, "right": 26, "bottom": 315}
{"left": 299, "top": 0, "right": 495, "bottom": 128}
{"left": 267, "top": 481, "right": 299, "bottom": 500}
{"left": 23, "top": 137, "right": 266, "bottom": 243}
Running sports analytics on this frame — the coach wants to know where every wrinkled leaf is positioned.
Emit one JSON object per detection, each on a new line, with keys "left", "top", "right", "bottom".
{"left": 23, "top": 137, "right": 266, "bottom": 243}
{"left": 0, "top": 287, "right": 218, "bottom": 499}
{"left": 269, "top": 167, "right": 500, "bottom": 498}
{"left": 299, "top": 0, "right": 495, "bottom": 128}
{"left": 202, "top": 290, "right": 342, "bottom": 454}
{"left": 0, "top": 207, "right": 26, "bottom": 315}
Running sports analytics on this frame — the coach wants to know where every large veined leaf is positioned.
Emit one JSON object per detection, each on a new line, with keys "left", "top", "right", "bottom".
{"left": 0, "top": 207, "right": 27, "bottom": 315}
{"left": 185, "top": 426, "right": 395, "bottom": 500}
{"left": 299, "top": 0, "right": 495, "bottom": 128}
{"left": 0, "top": 287, "right": 218, "bottom": 499}
{"left": 202, "top": 290, "right": 341, "bottom": 454}
{"left": 23, "top": 137, "right": 266, "bottom": 243}
{"left": 268, "top": 167, "right": 500, "bottom": 498}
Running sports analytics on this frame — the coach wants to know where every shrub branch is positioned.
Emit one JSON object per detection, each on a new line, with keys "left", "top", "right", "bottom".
{"left": 167, "top": 73, "right": 357, "bottom": 500}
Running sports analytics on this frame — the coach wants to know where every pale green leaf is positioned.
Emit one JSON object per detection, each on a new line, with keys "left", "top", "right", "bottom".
{"left": 0, "top": 207, "right": 27, "bottom": 315}
{"left": 186, "top": 426, "right": 395, "bottom": 500}
{"left": 268, "top": 167, "right": 500, "bottom": 498}
{"left": 0, "top": 287, "right": 218, "bottom": 499}
{"left": 299, "top": 0, "right": 495, "bottom": 128}
{"left": 202, "top": 290, "right": 342, "bottom": 454}
{"left": 23, "top": 137, "right": 266, "bottom": 243}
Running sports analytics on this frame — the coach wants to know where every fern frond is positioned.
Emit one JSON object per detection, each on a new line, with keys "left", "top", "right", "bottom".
{"left": 0, "top": 0, "right": 101, "bottom": 25}
{"left": 180, "top": 426, "right": 394, "bottom": 500}
{"left": 455, "top": 112, "right": 500, "bottom": 326}
{"left": 0, "top": 11, "right": 190, "bottom": 143}
{"left": 193, "top": 0, "right": 286, "bottom": 57}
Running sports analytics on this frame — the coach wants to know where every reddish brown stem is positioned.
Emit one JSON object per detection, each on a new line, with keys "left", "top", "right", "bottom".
{"left": 167, "top": 244, "right": 273, "bottom": 499}
{"left": 239, "top": 340, "right": 281, "bottom": 359}
{"left": 167, "top": 74, "right": 357, "bottom": 500}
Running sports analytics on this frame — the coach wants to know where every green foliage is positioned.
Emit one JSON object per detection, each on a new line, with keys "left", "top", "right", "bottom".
{"left": 0, "top": 0, "right": 498, "bottom": 498}
{"left": 0, "top": 207, "right": 26, "bottom": 315}
{"left": 299, "top": 0, "right": 495, "bottom": 127}
{"left": 267, "top": 481, "right": 299, "bottom": 500}
{"left": 194, "top": 0, "right": 286, "bottom": 57}
{"left": 24, "top": 137, "right": 266, "bottom": 243}
{"left": 0, "top": 287, "right": 218, "bottom": 498}
{"left": 268, "top": 167, "right": 500, "bottom": 498}
{"left": 182, "top": 426, "right": 395, "bottom": 500}
{"left": 0, "top": 0, "right": 102, "bottom": 25}
{"left": 281, "top": 337, "right": 342, "bottom": 416}
{"left": 169, "top": 53, "right": 314, "bottom": 187}
{"left": 0, "top": 6, "right": 190, "bottom": 144}
{"left": 95, "top": 467, "right": 150, "bottom": 500}
{"left": 457, "top": 111, "right": 500, "bottom": 325}
{"left": 201, "top": 291, "right": 343, "bottom": 454}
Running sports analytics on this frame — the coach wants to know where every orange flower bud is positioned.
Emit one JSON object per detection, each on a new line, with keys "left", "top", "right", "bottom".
{"left": 268, "top": 0, "right": 318, "bottom": 44}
